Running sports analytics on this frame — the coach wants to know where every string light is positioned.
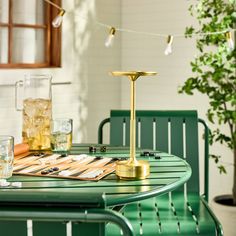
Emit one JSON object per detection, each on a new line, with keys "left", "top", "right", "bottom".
{"left": 164, "top": 35, "right": 173, "bottom": 55}
{"left": 44, "top": 0, "right": 66, "bottom": 28}
{"left": 94, "top": 16, "right": 236, "bottom": 50}
{"left": 45, "top": 5, "right": 235, "bottom": 51}
{"left": 225, "top": 31, "right": 234, "bottom": 51}
{"left": 70, "top": 12, "right": 236, "bottom": 49}
{"left": 100, "top": 24, "right": 234, "bottom": 39}
{"left": 52, "top": 9, "right": 65, "bottom": 28}
{"left": 105, "top": 27, "right": 116, "bottom": 47}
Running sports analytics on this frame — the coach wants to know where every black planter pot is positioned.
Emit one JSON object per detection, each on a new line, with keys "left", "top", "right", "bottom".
{"left": 214, "top": 194, "right": 236, "bottom": 207}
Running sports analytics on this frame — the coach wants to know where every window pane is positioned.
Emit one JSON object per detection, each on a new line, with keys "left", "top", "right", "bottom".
{"left": 0, "top": 0, "right": 9, "bottom": 23}
{"left": 0, "top": 27, "right": 8, "bottom": 63}
{"left": 12, "top": 0, "right": 44, "bottom": 25}
{"left": 12, "top": 28, "right": 45, "bottom": 63}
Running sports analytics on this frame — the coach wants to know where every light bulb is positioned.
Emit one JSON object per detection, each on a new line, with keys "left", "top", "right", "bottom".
{"left": 52, "top": 10, "right": 65, "bottom": 28}
{"left": 226, "top": 31, "right": 234, "bottom": 51}
{"left": 164, "top": 35, "right": 173, "bottom": 55}
{"left": 105, "top": 34, "right": 115, "bottom": 47}
{"left": 164, "top": 44, "right": 172, "bottom": 55}
{"left": 105, "top": 27, "right": 116, "bottom": 47}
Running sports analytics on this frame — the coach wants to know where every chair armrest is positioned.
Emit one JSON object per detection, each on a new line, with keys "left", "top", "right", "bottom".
{"left": 198, "top": 118, "right": 210, "bottom": 202}
{"left": 98, "top": 118, "right": 110, "bottom": 144}
{"left": 200, "top": 195, "right": 224, "bottom": 236}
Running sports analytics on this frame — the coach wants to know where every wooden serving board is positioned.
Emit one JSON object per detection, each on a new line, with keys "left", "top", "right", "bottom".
{"left": 13, "top": 152, "right": 116, "bottom": 181}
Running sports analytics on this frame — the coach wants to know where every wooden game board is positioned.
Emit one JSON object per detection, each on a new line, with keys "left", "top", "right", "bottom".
{"left": 13, "top": 152, "right": 116, "bottom": 181}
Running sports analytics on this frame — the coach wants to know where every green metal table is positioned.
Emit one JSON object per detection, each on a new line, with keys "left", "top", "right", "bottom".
{"left": 0, "top": 144, "right": 192, "bottom": 236}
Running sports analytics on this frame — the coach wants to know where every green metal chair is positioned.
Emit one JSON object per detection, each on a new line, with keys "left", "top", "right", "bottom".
{"left": 98, "top": 110, "right": 223, "bottom": 235}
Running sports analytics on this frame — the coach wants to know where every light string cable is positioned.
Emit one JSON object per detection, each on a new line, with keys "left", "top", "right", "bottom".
{"left": 44, "top": 0, "right": 62, "bottom": 10}
{"left": 75, "top": 13, "right": 236, "bottom": 54}
{"left": 57, "top": 6, "right": 236, "bottom": 53}
{"left": 96, "top": 18, "right": 236, "bottom": 38}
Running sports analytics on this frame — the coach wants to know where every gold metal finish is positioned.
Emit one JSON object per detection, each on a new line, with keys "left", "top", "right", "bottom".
{"left": 111, "top": 71, "right": 157, "bottom": 180}
{"left": 109, "top": 27, "right": 116, "bottom": 36}
{"left": 59, "top": 9, "right": 66, "bottom": 16}
{"left": 116, "top": 160, "right": 150, "bottom": 180}
{"left": 111, "top": 71, "right": 156, "bottom": 79}
{"left": 167, "top": 35, "right": 173, "bottom": 44}
{"left": 225, "top": 31, "right": 232, "bottom": 40}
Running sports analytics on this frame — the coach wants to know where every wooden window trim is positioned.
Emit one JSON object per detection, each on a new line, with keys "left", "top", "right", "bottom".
{"left": 0, "top": 0, "right": 62, "bottom": 69}
{"left": 8, "top": 0, "right": 12, "bottom": 64}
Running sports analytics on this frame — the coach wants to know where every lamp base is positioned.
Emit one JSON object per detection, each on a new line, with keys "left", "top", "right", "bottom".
{"left": 115, "top": 160, "right": 150, "bottom": 180}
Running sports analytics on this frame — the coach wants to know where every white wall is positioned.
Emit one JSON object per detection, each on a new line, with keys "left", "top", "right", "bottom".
{"left": 0, "top": 0, "right": 233, "bottom": 201}
{"left": 0, "top": 0, "right": 121, "bottom": 144}
{"left": 73, "top": 0, "right": 121, "bottom": 143}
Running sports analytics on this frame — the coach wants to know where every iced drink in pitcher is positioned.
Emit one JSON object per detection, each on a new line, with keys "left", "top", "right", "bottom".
{"left": 22, "top": 98, "right": 52, "bottom": 150}
{"left": 15, "top": 75, "right": 52, "bottom": 150}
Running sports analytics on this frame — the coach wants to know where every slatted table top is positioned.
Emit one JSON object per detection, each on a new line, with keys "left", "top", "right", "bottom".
{"left": 0, "top": 144, "right": 191, "bottom": 207}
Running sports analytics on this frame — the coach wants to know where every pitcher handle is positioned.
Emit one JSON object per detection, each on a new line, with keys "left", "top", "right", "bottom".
{"left": 15, "top": 80, "right": 23, "bottom": 111}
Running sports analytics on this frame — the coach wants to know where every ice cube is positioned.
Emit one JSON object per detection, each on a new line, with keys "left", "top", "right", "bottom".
{"left": 60, "top": 122, "right": 72, "bottom": 134}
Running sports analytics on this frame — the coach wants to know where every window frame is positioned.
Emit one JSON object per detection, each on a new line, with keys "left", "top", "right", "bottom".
{"left": 0, "top": 0, "right": 62, "bottom": 68}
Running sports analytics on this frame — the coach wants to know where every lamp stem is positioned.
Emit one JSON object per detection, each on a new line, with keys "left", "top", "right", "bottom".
{"left": 130, "top": 77, "right": 136, "bottom": 163}
{"left": 111, "top": 71, "right": 156, "bottom": 180}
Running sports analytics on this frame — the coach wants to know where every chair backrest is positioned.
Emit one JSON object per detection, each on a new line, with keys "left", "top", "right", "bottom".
{"left": 98, "top": 110, "right": 209, "bottom": 198}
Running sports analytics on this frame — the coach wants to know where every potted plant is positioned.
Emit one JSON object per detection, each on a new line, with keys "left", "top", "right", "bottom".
{"left": 180, "top": 0, "right": 236, "bottom": 210}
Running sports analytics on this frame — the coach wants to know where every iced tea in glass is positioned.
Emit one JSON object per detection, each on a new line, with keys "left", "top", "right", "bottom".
{"left": 0, "top": 136, "right": 14, "bottom": 179}
{"left": 50, "top": 118, "right": 73, "bottom": 155}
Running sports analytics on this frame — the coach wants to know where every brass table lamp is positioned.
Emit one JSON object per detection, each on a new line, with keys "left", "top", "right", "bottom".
{"left": 110, "top": 71, "right": 157, "bottom": 180}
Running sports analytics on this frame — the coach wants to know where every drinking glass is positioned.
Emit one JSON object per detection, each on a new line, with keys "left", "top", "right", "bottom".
{"left": 0, "top": 136, "right": 14, "bottom": 179}
{"left": 50, "top": 119, "right": 73, "bottom": 155}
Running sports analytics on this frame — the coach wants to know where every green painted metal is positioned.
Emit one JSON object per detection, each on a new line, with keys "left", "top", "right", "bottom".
{"left": 0, "top": 221, "right": 27, "bottom": 236}
{"left": 200, "top": 195, "right": 224, "bottom": 236}
{"left": 98, "top": 118, "right": 110, "bottom": 145}
{"left": 107, "top": 193, "right": 222, "bottom": 235}
{"left": 140, "top": 117, "right": 154, "bottom": 149}
{"left": 185, "top": 115, "right": 199, "bottom": 193}
{"left": 0, "top": 205, "right": 134, "bottom": 236}
{"left": 155, "top": 117, "right": 169, "bottom": 152}
{"left": 0, "top": 144, "right": 191, "bottom": 236}
{"left": 33, "top": 222, "right": 66, "bottom": 236}
{"left": 0, "top": 151, "right": 191, "bottom": 206}
{"left": 110, "top": 117, "right": 124, "bottom": 146}
{"left": 72, "top": 222, "right": 105, "bottom": 236}
{"left": 98, "top": 110, "right": 223, "bottom": 235}
{"left": 98, "top": 110, "right": 203, "bottom": 197}
{"left": 198, "top": 118, "right": 210, "bottom": 201}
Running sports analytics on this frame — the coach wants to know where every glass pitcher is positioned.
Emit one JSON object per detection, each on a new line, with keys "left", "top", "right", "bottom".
{"left": 15, "top": 75, "right": 52, "bottom": 150}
